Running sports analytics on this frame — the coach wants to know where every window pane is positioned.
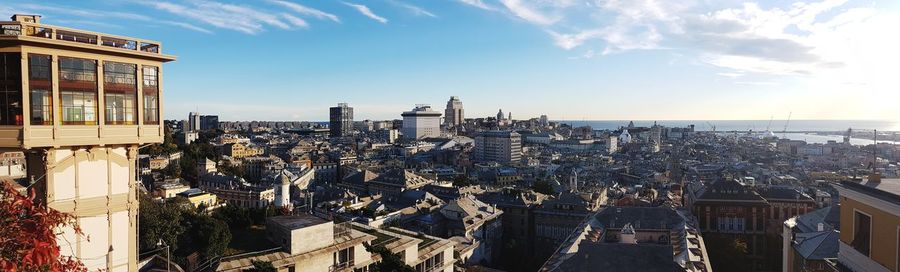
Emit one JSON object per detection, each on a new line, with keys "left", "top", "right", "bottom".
{"left": 852, "top": 212, "right": 871, "bottom": 256}
{"left": 142, "top": 66, "right": 159, "bottom": 125}
{"left": 0, "top": 53, "right": 23, "bottom": 125}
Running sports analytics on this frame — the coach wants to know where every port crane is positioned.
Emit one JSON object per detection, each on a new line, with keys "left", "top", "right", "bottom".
{"left": 781, "top": 112, "right": 792, "bottom": 137}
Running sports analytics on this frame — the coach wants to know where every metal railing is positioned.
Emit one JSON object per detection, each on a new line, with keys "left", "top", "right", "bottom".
{"left": 334, "top": 221, "right": 352, "bottom": 239}
{"left": 0, "top": 21, "right": 162, "bottom": 54}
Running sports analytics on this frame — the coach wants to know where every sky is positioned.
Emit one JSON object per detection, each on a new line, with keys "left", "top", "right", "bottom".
{"left": 5, "top": 0, "right": 900, "bottom": 121}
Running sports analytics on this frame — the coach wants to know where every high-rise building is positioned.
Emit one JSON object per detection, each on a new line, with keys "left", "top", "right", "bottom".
{"left": 1, "top": 14, "right": 175, "bottom": 270}
{"left": 188, "top": 111, "right": 200, "bottom": 132}
{"left": 474, "top": 130, "right": 522, "bottom": 164}
{"left": 496, "top": 109, "right": 505, "bottom": 120}
{"left": 200, "top": 115, "right": 219, "bottom": 130}
{"left": 329, "top": 103, "right": 353, "bottom": 137}
{"left": 540, "top": 114, "right": 549, "bottom": 127}
{"left": 444, "top": 96, "right": 464, "bottom": 128}
{"left": 401, "top": 105, "right": 441, "bottom": 140}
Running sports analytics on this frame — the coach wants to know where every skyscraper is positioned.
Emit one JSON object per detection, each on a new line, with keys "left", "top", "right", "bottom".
{"left": 329, "top": 103, "right": 353, "bottom": 137}
{"left": 188, "top": 111, "right": 200, "bottom": 132}
{"left": 540, "top": 114, "right": 549, "bottom": 127}
{"left": 401, "top": 104, "right": 441, "bottom": 140}
{"left": 444, "top": 96, "right": 464, "bottom": 128}
{"left": 1, "top": 14, "right": 175, "bottom": 270}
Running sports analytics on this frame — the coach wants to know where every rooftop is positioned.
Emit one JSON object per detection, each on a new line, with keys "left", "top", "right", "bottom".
{"left": 267, "top": 215, "right": 329, "bottom": 230}
{"left": 1, "top": 14, "right": 175, "bottom": 62}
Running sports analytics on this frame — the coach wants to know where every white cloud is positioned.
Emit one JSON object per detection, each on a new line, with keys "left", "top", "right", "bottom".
{"left": 267, "top": 0, "right": 340, "bottom": 23}
{"left": 160, "top": 21, "right": 214, "bottom": 34}
{"left": 389, "top": 0, "right": 437, "bottom": 18}
{"left": 457, "top": 0, "right": 497, "bottom": 11}
{"left": 343, "top": 2, "right": 389, "bottom": 24}
{"left": 281, "top": 13, "right": 309, "bottom": 28}
{"left": 147, "top": 0, "right": 299, "bottom": 34}
{"left": 14, "top": 3, "right": 213, "bottom": 34}
{"left": 499, "top": 0, "right": 558, "bottom": 25}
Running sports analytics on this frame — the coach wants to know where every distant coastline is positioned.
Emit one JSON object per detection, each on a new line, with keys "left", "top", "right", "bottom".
{"left": 557, "top": 120, "right": 899, "bottom": 132}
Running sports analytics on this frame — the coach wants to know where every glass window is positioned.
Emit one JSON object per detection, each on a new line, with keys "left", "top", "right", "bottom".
{"left": 59, "top": 57, "right": 97, "bottom": 125}
{"left": 852, "top": 211, "right": 871, "bottom": 257}
{"left": 142, "top": 66, "right": 159, "bottom": 124}
{"left": 29, "top": 54, "right": 52, "bottom": 125}
{"left": 104, "top": 62, "right": 136, "bottom": 125}
{"left": 0, "top": 53, "right": 23, "bottom": 125}
{"left": 30, "top": 89, "right": 52, "bottom": 125}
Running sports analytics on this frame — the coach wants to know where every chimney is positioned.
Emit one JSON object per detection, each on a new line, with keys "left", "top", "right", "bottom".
{"left": 11, "top": 14, "right": 41, "bottom": 24}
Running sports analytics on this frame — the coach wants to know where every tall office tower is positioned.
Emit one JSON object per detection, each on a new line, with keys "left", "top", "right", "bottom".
{"left": 444, "top": 96, "right": 464, "bottom": 128}
{"left": 0, "top": 14, "right": 175, "bottom": 270}
{"left": 401, "top": 104, "right": 441, "bottom": 140}
{"left": 200, "top": 115, "right": 219, "bottom": 130}
{"left": 474, "top": 130, "right": 522, "bottom": 164}
{"left": 329, "top": 103, "right": 353, "bottom": 137}
{"left": 540, "top": 114, "right": 549, "bottom": 127}
{"left": 188, "top": 111, "right": 200, "bottom": 132}
{"left": 496, "top": 109, "right": 505, "bottom": 120}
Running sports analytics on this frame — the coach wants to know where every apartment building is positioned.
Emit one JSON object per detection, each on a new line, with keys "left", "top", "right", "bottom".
{"left": 0, "top": 14, "right": 174, "bottom": 271}
{"left": 832, "top": 177, "right": 900, "bottom": 272}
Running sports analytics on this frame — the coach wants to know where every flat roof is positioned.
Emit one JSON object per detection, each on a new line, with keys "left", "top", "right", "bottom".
{"left": 267, "top": 215, "right": 329, "bottom": 230}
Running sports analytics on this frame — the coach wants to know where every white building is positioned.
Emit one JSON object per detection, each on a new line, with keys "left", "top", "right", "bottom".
{"left": 402, "top": 105, "right": 442, "bottom": 140}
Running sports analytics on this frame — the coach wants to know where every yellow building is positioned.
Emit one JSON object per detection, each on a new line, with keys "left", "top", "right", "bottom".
{"left": 222, "top": 142, "right": 263, "bottom": 158}
{"left": 176, "top": 188, "right": 218, "bottom": 210}
{"left": 1, "top": 14, "right": 174, "bottom": 271}
{"left": 833, "top": 177, "right": 900, "bottom": 272}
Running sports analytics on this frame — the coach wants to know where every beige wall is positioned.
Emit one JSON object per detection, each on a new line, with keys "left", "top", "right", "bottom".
{"left": 839, "top": 196, "right": 900, "bottom": 271}
{"left": 41, "top": 146, "right": 138, "bottom": 271}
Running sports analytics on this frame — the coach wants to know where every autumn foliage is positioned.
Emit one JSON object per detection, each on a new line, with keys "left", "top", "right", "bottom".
{"left": 0, "top": 182, "right": 87, "bottom": 271}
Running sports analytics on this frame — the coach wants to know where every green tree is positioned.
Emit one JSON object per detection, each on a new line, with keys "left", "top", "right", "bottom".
{"left": 705, "top": 236, "right": 751, "bottom": 272}
{"left": 531, "top": 180, "right": 555, "bottom": 195}
{"left": 452, "top": 175, "right": 472, "bottom": 187}
{"left": 247, "top": 260, "right": 277, "bottom": 272}
{"left": 212, "top": 205, "right": 252, "bottom": 230}
{"left": 364, "top": 244, "right": 415, "bottom": 272}
{"left": 139, "top": 194, "right": 186, "bottom": 257}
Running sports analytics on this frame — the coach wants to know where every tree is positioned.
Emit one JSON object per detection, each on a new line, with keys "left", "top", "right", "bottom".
{"left": 247, "top": 260, "right": 277, "bottom": 272}
{"left": 452, "top": 175, "right": 472, "bottom": 187}
{"left": 139, "top": 194, "right": 187, "bottom": 259}
{"left": 0, "top": 182, "right": 87, "bottom": 271}
{"left": 363, "top": 244, "right": 415, "bottom": 272}
{"left": 705, "top": 236, "right": 751, "bottom": 272}
{"left": 531, "top": 180, "right": 555, "bottom": 195}
{"left": 212, "top": 205, "right": 252, "bottom": 230}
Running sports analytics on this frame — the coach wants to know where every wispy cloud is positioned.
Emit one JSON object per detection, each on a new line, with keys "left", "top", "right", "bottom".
{"left": 457, "top": 0, "right": 497, "bottom": 11}
{"left": 388, "top": 0, "right": 437, "bottom": 18}
{"left": 343, "top": 2, "right": 388, "bottom": 24}
{"left": 498, "top": 0, "right": 557, "bottom": 25}
{"left": 13, "top": 2, "right": 213, "bottom": 34}
{"left": 146, "top": 0, "right": 298, "bottom": 34}
{"left": 280, "top": 13, "right": 309, "bottom": 28}
{"left": 267, "top": 0, "right": 340, "bottom": 23}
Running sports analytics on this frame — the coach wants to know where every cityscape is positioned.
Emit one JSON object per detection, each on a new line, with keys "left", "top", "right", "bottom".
{"left": 1, "top": 1, "right": 899, "bottom": 272}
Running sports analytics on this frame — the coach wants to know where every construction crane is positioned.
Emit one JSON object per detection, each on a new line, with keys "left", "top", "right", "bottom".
{"left": 706, "top": 122, "right": 716, "bottom": 133}
{"left": 781, "top": 112, "right": 792, "bottom": 136}
{"left": 765, "top": 116, "right": 774, "bottom": 131}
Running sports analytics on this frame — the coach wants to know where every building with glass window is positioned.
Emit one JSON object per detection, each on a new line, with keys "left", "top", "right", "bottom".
{"left": 329, "top": 103, "right": 353, "bottom": 137}
{"left": 0, "top": 14, "right": 175, "bottom": 271}
{"left": 832, "top": 177, "right": 900, "bottom": 272}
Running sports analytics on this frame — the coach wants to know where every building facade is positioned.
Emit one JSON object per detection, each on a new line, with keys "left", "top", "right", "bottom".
{"left": 329, "top": 103, "right": 353, "bottom": 137}
{"left": 833, "top": 178, "right": 900, "bottom": 272}
{"left": 474, "top": 130, "right": 522, "bottom": 164}
{"left": 401, "top": 105, "right": 441, "bottom": 140}
{"left": 444, "top": 96, "right": 464, "bottom": 128}
{"left": 1, "top": 14, "right": 175, "bottom": 271}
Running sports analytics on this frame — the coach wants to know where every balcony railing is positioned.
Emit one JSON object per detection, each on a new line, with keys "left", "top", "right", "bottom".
{"left": 334, "top": 221, "right": 352, "bottom": 239}
{"left": 0, "top": 21, "right": 163, "bottom": 54}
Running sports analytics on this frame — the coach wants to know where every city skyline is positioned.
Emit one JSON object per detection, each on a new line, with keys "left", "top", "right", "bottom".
{"left": 4, "top": 0, "right": 899, "bottom": 121}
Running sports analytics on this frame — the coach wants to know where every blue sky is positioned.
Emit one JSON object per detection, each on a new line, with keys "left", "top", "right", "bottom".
{"left": 5, "top": 0, "right": 900, "bottom": 121}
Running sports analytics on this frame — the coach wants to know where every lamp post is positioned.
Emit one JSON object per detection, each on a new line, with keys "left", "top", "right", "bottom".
{"left": 156, "top": 239, "right": 170, "bottom": 272}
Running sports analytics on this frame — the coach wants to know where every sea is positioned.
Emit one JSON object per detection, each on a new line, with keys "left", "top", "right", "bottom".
{"left": 558, "top": 120, "right": 900, "bottom": 132}
{"left": 559, "top": 120, "right": 900, "bottom": 146}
